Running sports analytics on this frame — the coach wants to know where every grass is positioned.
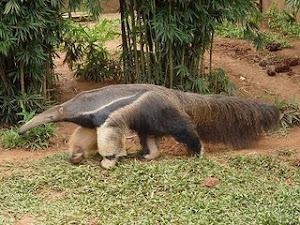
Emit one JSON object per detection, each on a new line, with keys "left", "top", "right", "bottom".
{"left": 0, "top": 124, "right": 56, "bottom": 150}
{"left": 215, "top": 22, "right": 291, "bottom": 48}
{"left": 277, "top": 147, "right": 297, "bottom": 157}
{"left": 0, "top": 111, "right": 56, "bottom": 150}
{"left": 274, "top": 96, "right": 300, "bottom": 131}
{"left": 0, "top": 152, "right": 299, "bottom": 224}
{"left": 265, "top": 9, "right": 300, "bottom": 38}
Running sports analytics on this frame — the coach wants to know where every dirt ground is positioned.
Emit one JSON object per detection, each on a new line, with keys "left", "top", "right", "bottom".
{"left": 1, "top": 13, "right": 300, "bottom": 166}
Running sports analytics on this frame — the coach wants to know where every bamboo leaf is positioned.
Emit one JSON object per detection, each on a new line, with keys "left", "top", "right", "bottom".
{"left": 4, "top": 0, "right": 20, "bottom": 15}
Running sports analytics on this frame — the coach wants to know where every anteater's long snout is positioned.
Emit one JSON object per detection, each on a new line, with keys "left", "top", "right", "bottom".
{"left": 18, "top": 106, "right": 63, "bottom": 134}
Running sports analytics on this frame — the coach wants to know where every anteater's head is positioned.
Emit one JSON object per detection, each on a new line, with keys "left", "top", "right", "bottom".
{"left": 18, "top": 105, "right": 65, "bottom": 135}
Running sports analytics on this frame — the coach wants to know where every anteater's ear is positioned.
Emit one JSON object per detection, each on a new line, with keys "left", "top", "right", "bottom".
{"left": 59, "top": 107, "right": 64, "bottom": 115}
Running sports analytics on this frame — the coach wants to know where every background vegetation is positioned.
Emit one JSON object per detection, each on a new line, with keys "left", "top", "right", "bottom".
{"left": 0, "top": 0, "right": 101, "bottom": 124}
{"left": 119, "top": 0, "right": 258, "bottom": 93}
{"left": 265, "top": 7, "right": 300, "bottom": 37}
{"left": 0, "top": 0, "right": 63, "bottom": 124}
{"left": 215, "top": 21, "right": 291, "bottom": 48}
{"left": 63, "top": 19, "right": 121, "bottom": 82}
{"left": 0, "top": 111, "right": 56, "bottom": 150}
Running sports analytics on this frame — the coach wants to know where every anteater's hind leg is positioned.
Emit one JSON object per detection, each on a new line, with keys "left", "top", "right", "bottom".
{"left": 69, "top": 127, "right": 98, "bottom": 164}
{"left": 173, "top": 128, "right": 202, "bottom": 157}
{"left": 139, "top": 134, "right": 160, "bottom": 161}
{"left": 164, "top": 114, "right": 203, "bottom": 157}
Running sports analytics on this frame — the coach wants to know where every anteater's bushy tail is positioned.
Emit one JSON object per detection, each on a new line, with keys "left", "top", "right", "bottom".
{"left": 185, "top": 94, "right": 281, "bottom": 148}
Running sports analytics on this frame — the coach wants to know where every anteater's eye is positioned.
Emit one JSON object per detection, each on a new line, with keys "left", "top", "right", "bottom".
{"left": 59, "top": 107, "right": 64, "bottom": 115}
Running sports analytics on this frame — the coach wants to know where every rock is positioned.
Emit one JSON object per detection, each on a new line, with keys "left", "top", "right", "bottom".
{"left": 240, "top": 76, "right": 246, "bottom": 81}
{"left": 267, "top": 69, "right": 276, "bottom": 76}
{"left": 201, "top": 177, "right": 220, "bottom": 188}
{"left": 285, "top": 58, "right": 299, "bottom": 67}
{"left": 259, "top": 59, "right": 268, "bottom": 67}
{"left": 265, "top": 43, "right": 281, "bottom": 52}
{"left": 274, "top": 63, "right": 291, "bottom": 73}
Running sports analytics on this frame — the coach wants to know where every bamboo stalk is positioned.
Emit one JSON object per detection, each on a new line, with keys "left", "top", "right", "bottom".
{"left": 124, "top": 2, "right": 135, "bottom": 82}
{"left": 199, "top": 27, "right": 207, "bottom": 75}
{"left": 168, "top": 2, "right": 173, "bottom": 88}
{"left": 259, "top": 0, "right": 263, "bottom": 12}
{"left": 168, "top": 42, "right": 174, "bottom": 88}
{"left": 129, "top": 0, "right": 140, "bottom": 81}
{"left": 119, "top": 0, "right": 130, "bottom": 82}
{"left": 141, "top": 0, "right": 151, "bottom": 82}
{"left": 19, "top": 60, "right": 25, "bottom": 95}
{"left": 121, "top": 1, "right": 133, "bottom": 81}
{"left": 209, "top": 29, "right": 214, "bottom": 75}
{"left": 44, "top": 56, "right": 51, "bottom": 100}
{"left": 180, "top": 47, "right": 185, "bottom": 86}
{"left": 136, "top": 1, "right": 146, "bottom": 81}
{"left": 0, "top": 65, "right": 10, "bottom": 95}
{"left": 151, "top": 0, "right": 161, "bottom": 83}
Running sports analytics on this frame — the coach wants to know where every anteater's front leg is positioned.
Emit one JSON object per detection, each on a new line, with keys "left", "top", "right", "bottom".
{"left": 138, "top": 133, "right": 160, "bottom": 161}
{"left": 96, "top": 125, "right": 126, "bottom": 169}
{"left": 69, "top": 127, "right": 98, "bottom": 164}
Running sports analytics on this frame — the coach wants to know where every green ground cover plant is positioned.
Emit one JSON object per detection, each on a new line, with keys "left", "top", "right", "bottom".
{"left": 0, "top": 111, "right": 55, "bottom": 150}
{"left": 215, "top": 22, "right": 291, "bottom": 48}
{"left": 0, "top": 153, "right": 299, "bottom": 224}
{"left": 265, "top": 7, "right": 300, "bottom": 37}
{"left": 275, "top": 96, "right": 300, "bottom": 130}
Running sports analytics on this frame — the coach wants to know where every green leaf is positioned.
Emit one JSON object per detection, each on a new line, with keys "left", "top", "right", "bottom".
{"left": 4, "top": 0, "right": 20, "bottom": 15}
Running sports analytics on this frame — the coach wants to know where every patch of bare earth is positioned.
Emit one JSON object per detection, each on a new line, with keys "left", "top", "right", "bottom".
{"left": 89, "top": 218, "right": 100, "bottom": 225}
{"left": 37, "top": 188, "right": 65, "bottom": 201}
{"left": 201, "top": 177, "right": 220, "bottom": 188}
{"left": 1, "top": 14, "right": 300, "bottom": 164}
{"left": 210, "top": 37, "right": 300, "bottom": 100}
{"left": 15, "top": 214, "right": 37, "bottom": 225}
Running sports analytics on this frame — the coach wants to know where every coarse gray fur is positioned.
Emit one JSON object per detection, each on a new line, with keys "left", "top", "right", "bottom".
{"left": 18, "top": 84, "right": 280, "bottom": 168}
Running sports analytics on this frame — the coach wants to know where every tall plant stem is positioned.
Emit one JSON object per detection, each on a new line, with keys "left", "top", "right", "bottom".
{"left": 180, "top": 47, "right": 185, "bottom": 86}
{"left": 130, "top": 0, "right": 140, "bottom": 81}
{"left": 209, "top": 29, "right": 214, "bottom": 75}
{"left": 44, "top": 55, "right": 52, "bottom": 99}
{"left": 0, "top": 65, "right": 10, "bottom": 95}
{"left": 124, "top": 2, "right": 134, "bottom": 81}
{"left": 259, "top": 0, "right": 263, "bottom": 12}
{"left": 19, "top": 60, "right": 25, "bottom": 96}
{"left": 151, "top": 0, "right": 161, "bottom": 83}
{"left": 141, "top": 1, "right": 151, "bottom": 82}
{"left": 119, "top": 0, "right": 130, "bottom": 82}
{"left": 168, "top": 41, "right": 174, "bottom": 88}
{"left": 199, "top": 27, "right": 207, "bottom": 75}
{"left": 168, "top": 2, "right": 173, "bottom": 88}
{"left": 136, "top": 1, "right": 146, "bottom": 80}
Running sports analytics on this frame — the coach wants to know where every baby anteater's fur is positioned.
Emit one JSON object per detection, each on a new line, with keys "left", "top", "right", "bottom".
{"left": 19, "top": 84, "right": 280, "bottom": 168}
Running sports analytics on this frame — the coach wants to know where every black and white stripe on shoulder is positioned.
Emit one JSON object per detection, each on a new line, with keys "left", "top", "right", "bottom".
{"left": 65, "top": 91, "right": 147, "bottom": 128}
